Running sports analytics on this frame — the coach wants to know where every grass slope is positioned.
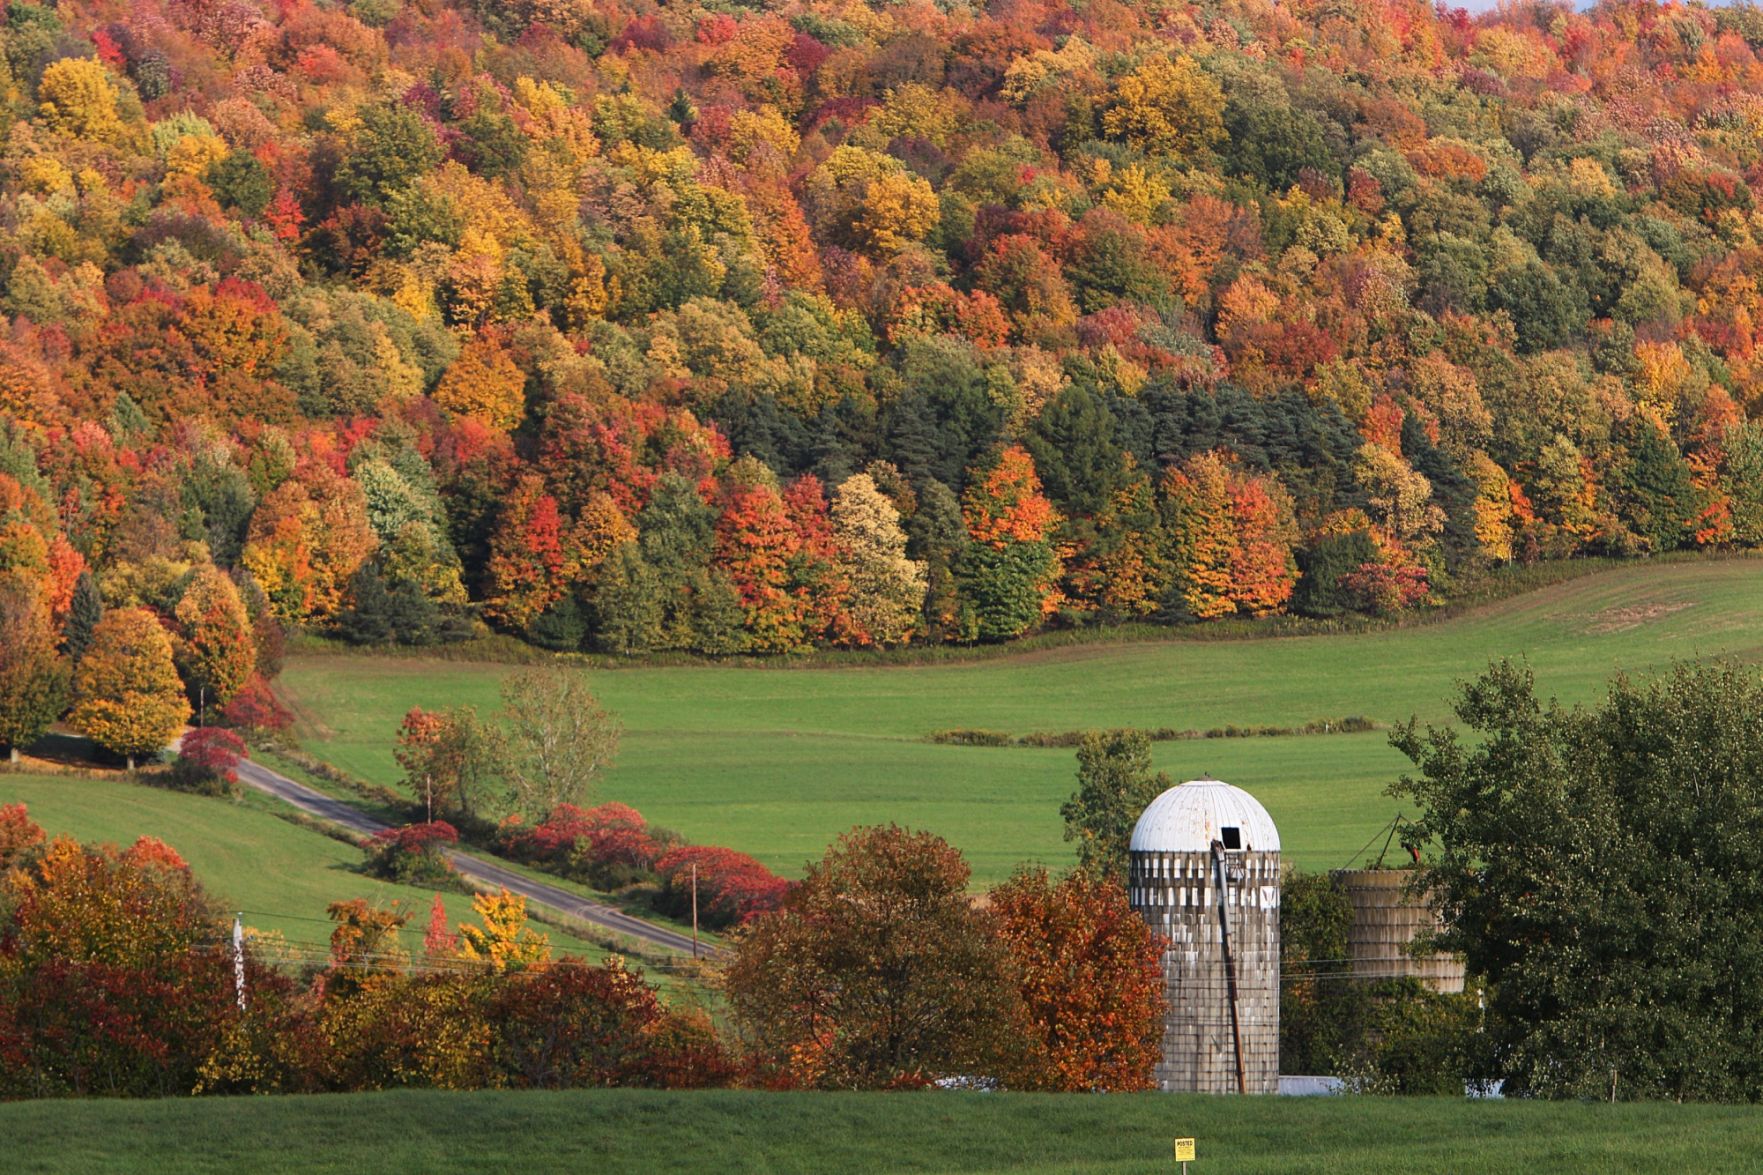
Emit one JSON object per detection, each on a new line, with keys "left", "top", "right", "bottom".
{"left": 280, "top": 559, "right": 1763, "bottom": 881}
{"left": 0, "top": 773, "right": 615, "bottom": 963}
{"left": 6, "top": 1088, "right": 1761, "bottom": 1174}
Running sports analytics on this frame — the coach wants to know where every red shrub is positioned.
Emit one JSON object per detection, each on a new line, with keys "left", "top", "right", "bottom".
{"left": 1340, "top": 561, "right": 1431, "bottom": 614}
{"left": 654, "top": 845, "right": 789, "bottom": 928}
{"left": 174, "top": 727, "right": 250, "bottom": 795}
{"left": 516, "top": 803, "right": 663, "bottom": 887}
{"left": 364, "top": 821, "right": 458, "bottom": 883}
{"left": 491, "top": 957, "right": 735, "bottom": 1089}
{"left": 220, "top": 675, "right": 292, "bottom": 733}
{"left": 370, "top": 821, "right": 459, "bottom": 854}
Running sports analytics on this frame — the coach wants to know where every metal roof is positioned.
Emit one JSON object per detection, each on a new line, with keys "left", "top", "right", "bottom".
{"left": 1129, "top": 778, "right": 1281, "bottom": 854}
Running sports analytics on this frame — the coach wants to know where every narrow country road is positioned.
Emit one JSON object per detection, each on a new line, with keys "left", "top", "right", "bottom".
{"left": 232, "top": 756, "right": 703, "bottom": 956}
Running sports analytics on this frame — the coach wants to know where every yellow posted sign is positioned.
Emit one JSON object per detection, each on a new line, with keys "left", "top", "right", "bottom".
{"left": 1174, "top": 1138, "right": 1196, "bottom": 1162}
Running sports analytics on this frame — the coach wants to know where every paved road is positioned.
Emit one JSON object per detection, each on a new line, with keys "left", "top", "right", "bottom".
{"left": 233, "top": 756, "right": 703, "bottom": 956}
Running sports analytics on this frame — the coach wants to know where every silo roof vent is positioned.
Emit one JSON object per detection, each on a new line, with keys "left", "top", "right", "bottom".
{"left": 1130, "top": 778, "right": 1281, "bottom": 853}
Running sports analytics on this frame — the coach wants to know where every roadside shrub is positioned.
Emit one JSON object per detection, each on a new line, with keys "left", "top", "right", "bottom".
{"left": 508, "top": 802, "right": 669, "bottom": 890}
{"left": 220, "top": 676, "right": 293, "bottom": 734}
{"left": 653, "top": 845, "right": 789, "bottom": 929}
{"left": 363, "top": 821, "right": 459, "bottom": 884}
{"left": 171, "top": 728, "right": 249, "bottom": 797}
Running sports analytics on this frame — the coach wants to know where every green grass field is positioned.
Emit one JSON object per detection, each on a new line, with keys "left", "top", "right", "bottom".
{"left": 5, "top": 1087, "right": 1760, "bottom": 1173}
{"left": 0, "top": 773, "right": 625, "bottom": 966}
{"left": 278, "top": 559, "right": 1763, "bottom": 883}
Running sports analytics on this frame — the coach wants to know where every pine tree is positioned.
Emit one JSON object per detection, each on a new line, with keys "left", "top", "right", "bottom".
{"left": 1617, "top": 417, "right": 1697, "bottom": 554}
{"left": 337, "top": 562, "right": 396, "bottom": 645}
{"left": 62, "top": 569, "right": 102, "bottom": 661}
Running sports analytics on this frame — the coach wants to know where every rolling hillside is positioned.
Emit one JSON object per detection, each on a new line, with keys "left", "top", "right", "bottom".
{"left": 0, "top": 773, "right": 653, "bottom": 968}
{"left": 280, "top": 558, "right": 1763, "bottom": 880}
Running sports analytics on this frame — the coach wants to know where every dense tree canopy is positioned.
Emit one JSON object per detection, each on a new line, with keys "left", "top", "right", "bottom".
{"left": 1394, "top": 661, "right": 1763, "bottom": 1101}
{"left": 0, "top": 0, "right": 1755, "bottom": 661}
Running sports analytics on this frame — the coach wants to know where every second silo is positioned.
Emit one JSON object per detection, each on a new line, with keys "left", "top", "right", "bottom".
{"left": 1331, "top": 868, "right": 1465, "bottom": 994}
{"left": 1128, "top": 778, "right": 1280, "bottom": 1094}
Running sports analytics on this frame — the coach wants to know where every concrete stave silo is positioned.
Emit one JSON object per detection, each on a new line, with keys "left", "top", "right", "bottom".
{"left": 1128, "top": 778, "right": 1280, "bottom": 1094}
{"left": 1331, "top": 868, "right": 1465, "bottom": 994}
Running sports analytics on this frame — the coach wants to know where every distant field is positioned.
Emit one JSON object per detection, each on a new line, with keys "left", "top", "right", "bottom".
{"left": 280, "top": 559, "right": 1763, "bottom": 882}
{"left": 0, "top": 773, "right": 625, "bottom": 966}
{"left": 6, "top": 1087, "right": 1761, "bottom": 1174}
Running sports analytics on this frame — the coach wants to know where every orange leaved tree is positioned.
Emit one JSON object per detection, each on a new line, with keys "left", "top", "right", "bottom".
{"left": 988, "top": 867, "right": 1166, "bottom": 1091}
{"left": 725, "top": 824, "right": 1028, "bottom": 1088}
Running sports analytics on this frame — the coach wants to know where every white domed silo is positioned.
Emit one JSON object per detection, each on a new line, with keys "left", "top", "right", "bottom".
{"left": 1128, "top": 778, "right": 1280, "bottom": 1094}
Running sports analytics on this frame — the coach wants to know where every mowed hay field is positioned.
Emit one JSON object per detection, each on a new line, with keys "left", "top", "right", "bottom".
{"left": 0, "top": 774, "right": 621, "bottom": 965}
{"left": 6, "top": 1088, "right": 1762, "bottom": 1174}
{"left": 280, "top": 559, "right": 1763, "bottom": 882}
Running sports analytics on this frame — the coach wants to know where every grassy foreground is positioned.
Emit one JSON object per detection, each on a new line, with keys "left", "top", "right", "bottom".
{"left": 280, "top": 559, "right": 1763, "bottom": 882}
{"left": 6, "top": 1088, "right": 1761, "bottom": 1174}
{"left": 0, "top": 773, "right": 619, "bottom": 965}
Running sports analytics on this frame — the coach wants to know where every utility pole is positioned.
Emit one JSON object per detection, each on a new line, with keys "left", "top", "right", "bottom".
{"left": 690, "top": 861, "right": 700, "bottom": 959}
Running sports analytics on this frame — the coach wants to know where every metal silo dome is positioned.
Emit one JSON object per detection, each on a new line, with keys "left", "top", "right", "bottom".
{"left": 1130, "top": 778, "right": 1281, "bottom": 854}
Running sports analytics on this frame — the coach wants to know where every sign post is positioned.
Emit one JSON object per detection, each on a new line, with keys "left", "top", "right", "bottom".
{"left": 1174, "top": 1137, "right": 1195, "bottom": 1172}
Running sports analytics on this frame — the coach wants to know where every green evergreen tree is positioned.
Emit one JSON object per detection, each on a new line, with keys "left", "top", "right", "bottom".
{"left": 1292, "top": 529, "right": 1380, "bottom": 618}
{"left": 1024, "top": 386, "right": 1126, "bottom": 517}
{"left": 62, "top": 570, "right": 102, "bottom": 661}
{"left": 526, "top": 593, "right": 587, "bottom": 652}
{"left": 1615, "top": 417, "right": 1696, "bottom": 553}
{"left": 906, "top": 481, "right": 970, "bottom": 644}
{"left": 956, "top": 540, "right": 1057, "bottom": 643}
{"left": 591, "top": 546, "right": 666, "bottom": 655}
{"left": 337, "top": 563, "right": 395, "bottom": 645}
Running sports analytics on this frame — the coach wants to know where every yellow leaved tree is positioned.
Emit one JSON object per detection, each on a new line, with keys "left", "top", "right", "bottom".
{"left": 69, "top": 608, "right": 191, "bottom": 770}
{"left": 458, "top": 888, "right": 551, "bottom": 973}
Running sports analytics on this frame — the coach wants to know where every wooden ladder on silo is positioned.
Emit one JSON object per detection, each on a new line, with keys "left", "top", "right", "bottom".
{"left": 1212, "top": 840, "right": 1248, "bottom": 1096}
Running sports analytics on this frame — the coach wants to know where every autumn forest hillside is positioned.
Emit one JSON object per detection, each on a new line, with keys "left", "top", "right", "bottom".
{"left": 2, "top": 0, "right": 1762, "bottom": 662}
